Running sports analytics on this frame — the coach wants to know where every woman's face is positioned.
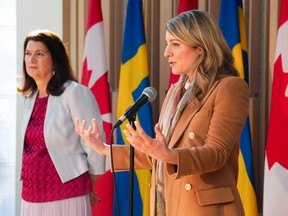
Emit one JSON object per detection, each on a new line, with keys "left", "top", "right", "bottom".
{"left": 164, "top": 31, "right": 202, "bottom": 81}
{"left": 25, "top": 40, "right": 54, "bottom": 84}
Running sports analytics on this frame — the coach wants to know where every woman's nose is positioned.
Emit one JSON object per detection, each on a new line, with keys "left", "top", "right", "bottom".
{"left": 27, "top": 54, "right": 36, "bottom": 62}
{"left": 164, "top": 46, "right": 171, "bottom": 58}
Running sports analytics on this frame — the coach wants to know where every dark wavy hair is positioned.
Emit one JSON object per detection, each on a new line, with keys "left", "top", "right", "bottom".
{"left": 17, "top": 29, "right": 77, "bottom": 97}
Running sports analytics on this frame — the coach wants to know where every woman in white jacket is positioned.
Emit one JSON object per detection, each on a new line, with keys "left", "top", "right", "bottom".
{"left": 17, "top": 29, "right": 105, "bottom": 216}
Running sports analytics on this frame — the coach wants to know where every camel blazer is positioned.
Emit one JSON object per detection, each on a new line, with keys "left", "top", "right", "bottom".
{"left": 112, "top": 76, "right": 248, "bottom": 216}
{"left": 19, "top": 81, "right": 105, "bottom": 183}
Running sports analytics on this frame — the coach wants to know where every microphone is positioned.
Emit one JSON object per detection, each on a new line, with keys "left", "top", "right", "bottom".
{"left": 113, "top": 87, "right": 157, "bottom": 128}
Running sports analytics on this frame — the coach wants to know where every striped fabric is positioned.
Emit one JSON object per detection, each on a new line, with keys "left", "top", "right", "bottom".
{"left": 115, "top": 0, "right": 153, "bottom": 215}
{"left": 21, "top": 195, "right": 91, "bottom": 216}
{"left": 219, "top": 1, "right": 258, "bottom": 215}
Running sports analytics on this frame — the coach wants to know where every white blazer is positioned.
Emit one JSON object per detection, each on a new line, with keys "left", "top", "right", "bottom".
{"left": 20, "top": 81, "right": 105, "bottom": 183}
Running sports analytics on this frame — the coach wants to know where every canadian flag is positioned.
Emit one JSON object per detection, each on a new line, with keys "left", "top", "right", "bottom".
{"left": 263, "top": 0, "right": 288, "bottom": 215}
{"left": 81, "top": 0, "right": 114, "bottom": 215}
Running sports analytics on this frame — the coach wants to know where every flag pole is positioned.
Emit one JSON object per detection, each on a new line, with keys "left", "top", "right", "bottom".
{"left": 128, "top": 116, "right": 136, "bottom": 216}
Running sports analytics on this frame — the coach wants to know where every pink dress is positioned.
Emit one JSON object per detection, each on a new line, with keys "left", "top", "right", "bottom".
{"left": 21, "top": 96, "right": 92, "bottom": 216}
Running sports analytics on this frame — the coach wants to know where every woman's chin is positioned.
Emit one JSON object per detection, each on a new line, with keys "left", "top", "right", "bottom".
{"left": 171, "top": 71, "right": 180, "bottom": 75}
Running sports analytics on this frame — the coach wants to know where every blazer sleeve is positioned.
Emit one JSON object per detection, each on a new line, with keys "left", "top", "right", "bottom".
{"left": 68, "top": 83, "right": 106, "bottom": 175}
{"left": 112, "top": 145, "right": 153, "bottom": 171}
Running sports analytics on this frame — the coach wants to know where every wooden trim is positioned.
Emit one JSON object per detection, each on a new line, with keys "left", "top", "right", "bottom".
{"left": 63, "top": 0, "right": 70, "bottom": 53}
{"left": 109, "top": 0, "right": 123, "bottom": 90}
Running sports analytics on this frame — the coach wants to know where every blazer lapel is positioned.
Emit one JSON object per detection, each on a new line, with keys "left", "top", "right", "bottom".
{"left": 168, "top": 104, "right": 197, "bottom": 149}
{"left": 168, "top": 80, "right": 220, "bottom": 149}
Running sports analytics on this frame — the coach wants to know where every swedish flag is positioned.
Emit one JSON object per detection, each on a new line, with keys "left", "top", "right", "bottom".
{"left": 114, "top": 0, "right": 152, "bottom": 215}
{"left": 219, "top": 0, "right": 258, "bottom": 215}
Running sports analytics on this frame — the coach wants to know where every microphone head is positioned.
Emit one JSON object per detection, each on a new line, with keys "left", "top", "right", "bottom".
{"left": 143, "top": 87, "right": 157, "bottom": 102}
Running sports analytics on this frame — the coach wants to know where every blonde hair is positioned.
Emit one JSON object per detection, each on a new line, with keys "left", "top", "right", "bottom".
{"left": 166, "top": 10, "right": 238, "bottom": 107}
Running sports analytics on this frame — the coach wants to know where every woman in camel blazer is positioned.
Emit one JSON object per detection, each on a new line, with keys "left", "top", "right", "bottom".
{"left": 76, "top": 10, "right": 248, "bottom": 216}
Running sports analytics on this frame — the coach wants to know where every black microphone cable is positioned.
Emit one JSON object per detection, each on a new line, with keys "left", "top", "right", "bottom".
{"left": 109, "top": 124, "right": 120, "bottom": 216}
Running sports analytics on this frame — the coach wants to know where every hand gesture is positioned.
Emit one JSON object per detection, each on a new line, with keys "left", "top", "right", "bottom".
{"left": 75, "top": 118, "right": 109, "bottom": 156}
{"left": 123, "top": 121, "right": 177, "bottom": 164}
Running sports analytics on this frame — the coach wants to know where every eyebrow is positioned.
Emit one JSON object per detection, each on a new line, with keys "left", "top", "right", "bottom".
{"left": 25, "top": 49, "right": 47, "bottom": 52}
{"left": 166, "top": 38, "right": 181, "bottom": 43}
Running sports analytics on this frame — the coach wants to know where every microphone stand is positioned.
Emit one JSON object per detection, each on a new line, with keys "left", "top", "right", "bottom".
{"left": 128, "top": 115, "right": 136, "bottom": 216}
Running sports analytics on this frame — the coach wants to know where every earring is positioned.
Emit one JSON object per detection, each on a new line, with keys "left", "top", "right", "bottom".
{"left": 53, "top": 70, "right": 55, "bottom": 75}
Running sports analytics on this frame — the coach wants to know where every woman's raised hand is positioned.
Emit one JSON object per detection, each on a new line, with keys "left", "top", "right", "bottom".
{"left": 75, "top": 118, "right": 110, "bottom": 156}
{"left": 123, "top": 121, "right": 177, "bottom": 164}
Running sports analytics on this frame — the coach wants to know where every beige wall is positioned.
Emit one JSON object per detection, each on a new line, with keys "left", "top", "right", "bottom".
{"left": 63, "top": 0, "right": 280, "bottom": 214}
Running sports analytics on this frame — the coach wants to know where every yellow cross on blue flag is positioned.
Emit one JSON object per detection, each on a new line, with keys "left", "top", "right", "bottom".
{"left": 114, "top": 0, "right": 153, "bottom": 215}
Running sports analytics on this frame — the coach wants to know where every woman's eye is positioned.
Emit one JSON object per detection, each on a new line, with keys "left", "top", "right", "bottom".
{"left": 166, "top": 43, "right": 179, "bottom": 48}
